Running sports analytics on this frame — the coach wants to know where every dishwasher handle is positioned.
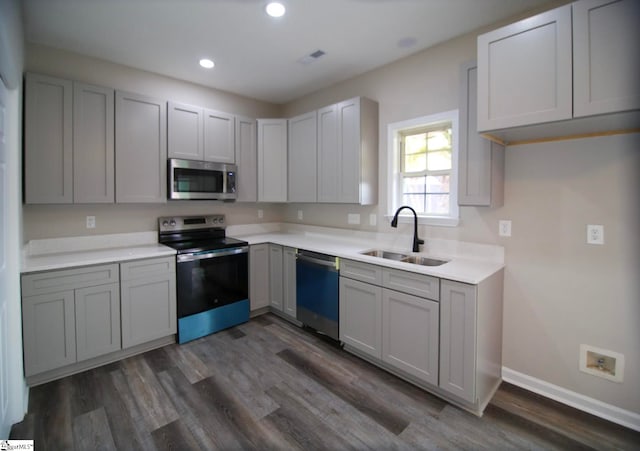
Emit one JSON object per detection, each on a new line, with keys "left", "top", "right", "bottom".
{"left": 296, "top": 251, "right": 339, "bottom": 270}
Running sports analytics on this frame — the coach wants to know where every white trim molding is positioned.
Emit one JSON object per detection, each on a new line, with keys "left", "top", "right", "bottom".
{"left": 502, "top": 367, "right": 640, "bottom": 432}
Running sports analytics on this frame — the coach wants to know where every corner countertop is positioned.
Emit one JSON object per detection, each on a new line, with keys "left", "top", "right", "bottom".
{"left": 21, "top": 232, "right": 176, "bottom": 274}
{"left": 231, "top": 230, "right": 504, "bottom": 285}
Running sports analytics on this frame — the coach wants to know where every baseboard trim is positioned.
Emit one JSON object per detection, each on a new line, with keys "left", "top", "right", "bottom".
{"left": 502, "top": 367, "right": 640, "bottom": 432}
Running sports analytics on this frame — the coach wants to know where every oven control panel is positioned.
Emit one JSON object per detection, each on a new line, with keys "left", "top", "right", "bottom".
{"left": 159, "top": 215, "right": 225, "bottom": 232}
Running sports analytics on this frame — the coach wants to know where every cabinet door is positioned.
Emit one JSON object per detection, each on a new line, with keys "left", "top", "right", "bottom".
{"left": 257, "top": 119, "right": 287, "bottom": 202}
{"left": 573, "top": 0, "right": 640, "bottom": 117}
{"left": 121, "top": 273, "right": 177, "bottom": 348}
{"left": 337, "top": 98, "right": 361, "bottom": 203}
{"left": 167, "top": 101, "right": 204, "bottom": 160}
{"left": 24, "top": 73, "right": 73, "bottom": 204}
{"left": 439, "top": 279, "right": 476, "bottom": 403}
{"left": 204, "top": 109, "right": 235, "bottom": 163}
{"left": 317, "top": 104, "right": 339, "bottom": 202}
{"left": 115, "top": 91, "right": 167, "bottom": 203}
{"left": 283, "top": 247, "right": 297, "bottom": 318}
{"left": 477, "top": 4, "right": 572, "bottom": 131}
{"left": 268, "top": 244, "right": 284, "bottom": 311}
{"left": 382, "top": 288, "right": 439, "bottom": 385}
{"left": 22, "top": 290, "right": 76, "bottom": 376}
{"left": 75, "top": 283, "right": 120, "bottom": 361}
{"left": 458, "top": 62, "right": 504, "bottom": 207}
{"left": 249, "top": 244, "right": 270, "bottom": 311}
{"left": 288, "top": 111, "right": 317, "bottom": 202}
{"left": 73, "top": 82, "right": 115, "bottom": 203}
{"left": 339, "top": 277, "right": 382, "bottom": 359}
{"left": 235, "top": 116, "right": 257, "bottom": 202}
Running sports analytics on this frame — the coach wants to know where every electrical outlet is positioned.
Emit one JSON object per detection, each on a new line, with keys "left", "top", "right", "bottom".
{"left": 369, "top": 213, "right": 377, "bottom": 226}
{"left": 347, "top": 213, "right": 361, "bottom": 225}
{"left": 297, "top": 210, "right": 303, "bottom": 220}
{"left": 498, "top": 220, "right": 511, "bottom": 237}
{"left": 258, "top": 209, "right": 264, "bottom": 219}
{"left": 587, "top": 224, "right": 604, "bottom": 245}
{"left": 86, "top": 216, "right": 96, "bottom": 229}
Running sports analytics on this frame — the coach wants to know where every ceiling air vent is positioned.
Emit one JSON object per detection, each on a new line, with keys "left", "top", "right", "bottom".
{"left": 298, "top": 50, "right": 326, "bottom": 65}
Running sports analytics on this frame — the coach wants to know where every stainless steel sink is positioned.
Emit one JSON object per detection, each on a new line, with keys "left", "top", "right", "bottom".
{"left": 360, "top": 250, "right": 408, "bottom": 261}
{"left": 360, "top": 249, "right": 449, "bottom": 267}
{"left": 402, "top": 256, "right": 449, "bottom": 267}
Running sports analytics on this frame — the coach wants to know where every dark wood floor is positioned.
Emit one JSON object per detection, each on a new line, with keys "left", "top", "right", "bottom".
{"left": 11, "top": 313, "right": 640, "bottom": 450}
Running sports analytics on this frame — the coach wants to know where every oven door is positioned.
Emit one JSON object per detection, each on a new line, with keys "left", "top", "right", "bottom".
{"left": 176, "top": 247, "right": 248, "bottom": 318}
{"left": 169, "top": 158, "right": 236, "bottom": 200}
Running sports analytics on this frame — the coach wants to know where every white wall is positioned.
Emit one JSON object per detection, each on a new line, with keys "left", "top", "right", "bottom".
{"left": 281, "top": 3, "right": 640, "bottom": 415}
{"left": 0, "top": 0, "right": 28, "bottom": 438}
{"left": 23, "top": 43, "right": 286, "bottom": 242}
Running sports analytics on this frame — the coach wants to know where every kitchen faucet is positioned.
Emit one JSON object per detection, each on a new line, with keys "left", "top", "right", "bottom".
{"left": 391, "top": 206, "right": 424, "bottom": 252}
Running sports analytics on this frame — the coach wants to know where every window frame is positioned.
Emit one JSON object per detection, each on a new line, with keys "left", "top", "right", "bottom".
{"left": 386, "top": 110, "right": 459, "bottom": 227}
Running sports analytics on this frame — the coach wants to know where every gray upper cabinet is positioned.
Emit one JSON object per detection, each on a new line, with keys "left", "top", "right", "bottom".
{"left": 73, "top": 82, "right": 115, "bottom": 203}
{"left": 317, "top": 97, "right": 378, "bottom": 205}
{"left": 257, "top": 119, "right": 287, "bottom": 202}
{"left": 288, "top": 111, "right": 317, "bottom": 202}
{"left": 477, "top": 4, "right": 573, "bottom": 132}
{"left": 573, "top": 0, "right": 640, "bottom": 117}
{"left": 458, "top": 62, "right": 504, "bottom": 208}
{"left": 204, "top": 109, "right": 235, "bottom": 163}
{"left": 167, "top": 101, "right": 203, "bottom": 160}
{"left": 24, "top": 73, "right": 73, "bottom": 204}
{"left": 115, "top": 91, "right": 167, "bottom": 203}
{"left": 317, "top": 104, "right": 339, "bottom": 202}
{"left": 235, "top": 116, "right": 258, "bottom": 202}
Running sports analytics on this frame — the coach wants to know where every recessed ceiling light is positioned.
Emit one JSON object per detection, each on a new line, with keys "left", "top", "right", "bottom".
{"left": 266, "top": 2, "right": 286, "bottom": 18}
{"left": 199, "top": 58, "right": 215, "bottom": 69}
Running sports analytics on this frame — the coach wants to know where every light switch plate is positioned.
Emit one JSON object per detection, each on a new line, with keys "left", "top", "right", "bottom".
{"left": 297, "top": 210, "right": 303, "bottom": 220}
{"left": 348, "top": 213, "right": 361, "bottom": 225}
{"left": 499, "top": 220, "right": 511, "bottom": 237}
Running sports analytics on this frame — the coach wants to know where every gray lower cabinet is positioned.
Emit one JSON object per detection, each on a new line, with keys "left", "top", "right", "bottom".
{"left": 115, "top": 91, "right": 167, "bottom": 203}
{"left": 382, "top": 288, "right": 439, "bottom": 386}
{"left": 249, "top": 244, "right": 270, "bottom": 311}
{"left": 268, "top": 244, "right": 284, "bottom": 311}
{"left": 283, "top": 246, "right": 297, "bottom": 318}
{"left": 21, "top": 263, "right": 120, "bottom": 377}
{"left": 439, "top": 279, "right": 477, "bottom": 403}
{"left": 120, "top": 257, "right": 176, "bottom": 348}
{"left": 75, "top": 283, "right": 121, "bottom": 361}
{"left": 339, "top": 276, "right": 382, "bottom": 359}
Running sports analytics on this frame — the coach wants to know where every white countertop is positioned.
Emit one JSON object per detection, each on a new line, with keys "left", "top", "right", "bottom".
{"left": 21, "top": 232, "right": 176, "bottom": 273}
{"left": 232, "top": 228, "right": 504, "bottom": 285}
{"left": 21, "top": 225, "right": 504, "bottom": 284}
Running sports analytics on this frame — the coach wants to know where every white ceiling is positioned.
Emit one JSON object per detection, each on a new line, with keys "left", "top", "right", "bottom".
{"left": 23, "top": 0, "right": 551, "bottom": 104}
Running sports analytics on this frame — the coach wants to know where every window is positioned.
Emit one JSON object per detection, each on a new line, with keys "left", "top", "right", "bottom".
{"left": 387, "top": 111, "right": 459, "bottom": 226}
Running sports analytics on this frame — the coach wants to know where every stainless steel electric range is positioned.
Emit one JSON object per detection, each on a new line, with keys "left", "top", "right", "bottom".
{"left": 158, "top": 215, "right": 249, "bottom": 344}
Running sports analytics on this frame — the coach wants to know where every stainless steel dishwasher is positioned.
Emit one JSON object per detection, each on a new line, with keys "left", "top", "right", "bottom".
{"left": 295, "top": 250, "right": 339, "bottom": 340}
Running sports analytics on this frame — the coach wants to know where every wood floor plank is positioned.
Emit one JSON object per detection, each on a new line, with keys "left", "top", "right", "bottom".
{"left": 27, "top": 377, "right": 74, "bottom": 450}
{"left": 156, "top": 366, "right": 246, "bottom": 450}
{"left": 72, "top": 407, "right": 117, "bottom": 451}
{"left": 162, "top": 342, "right": 212, "bottom": 384}
{"left": 263, "top": 385, "right": 357, "bottom": 451}
{"left": 277, "top": 347, "right": 411, "bottom": 435}
{"left": 151, "top": 419, "right": 202, "bottom": 451}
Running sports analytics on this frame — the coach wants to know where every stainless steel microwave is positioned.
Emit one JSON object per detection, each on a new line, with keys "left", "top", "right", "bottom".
{"left": 168, "top": 158, "right": 237, "bottom": 200}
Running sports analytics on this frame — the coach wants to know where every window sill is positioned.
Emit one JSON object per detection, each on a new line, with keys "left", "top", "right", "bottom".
{"left": 383, "top": 214, "right": 459, "bottom": 227}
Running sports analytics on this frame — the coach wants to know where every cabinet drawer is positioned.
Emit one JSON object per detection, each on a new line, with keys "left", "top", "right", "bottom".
{"left": 22, "top": 263, "right": 119, "bottom": 297}
{"left": 120, "top": 256, "right": 175, "bottom": 281}
{"left": 382, "top": 268, "right": 439, "bottom": 301}
{"left": 340, "top": 259, "right": 383, "bottom": 285}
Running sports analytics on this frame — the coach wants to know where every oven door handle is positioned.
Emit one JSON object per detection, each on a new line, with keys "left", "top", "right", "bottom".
{"left": 177, "top": 246, "right": 249, "bottom": 262}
